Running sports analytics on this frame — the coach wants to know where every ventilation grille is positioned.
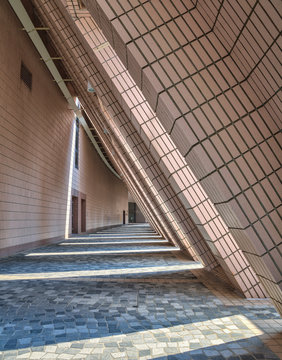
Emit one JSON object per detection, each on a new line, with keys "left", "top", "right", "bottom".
{"left": 20, "top": 62, "right": 32, "bottom": 90}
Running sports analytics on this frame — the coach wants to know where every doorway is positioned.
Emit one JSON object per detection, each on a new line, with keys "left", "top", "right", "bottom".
{"left": 128, "top": 202, "right": 136, "bottom": 223}
{"left": 72, "top": 196, "right": 78, "bottom": 233}
{"left": 81, "top": 198, "right": 86, "bottom": 232}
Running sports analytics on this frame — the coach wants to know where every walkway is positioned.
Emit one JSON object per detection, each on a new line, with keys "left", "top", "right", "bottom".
{"left": 0, "top": 224, "right": 281, "bottom": 359}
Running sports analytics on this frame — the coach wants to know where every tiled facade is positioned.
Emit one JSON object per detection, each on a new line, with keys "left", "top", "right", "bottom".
{"left": 71, "top": 123, "right": 128, "bottom": 233}
{"left": 0, "top": 0, "right": 128, "bottom": 256}
{"left": 55, "top": 0, "right": 281, "bottom": 311}
{"left": 86, "top": 0, "right": 282, "bottom": 311}
{"left": 63, "top": 2, "right": 267, "bottom": 300}
{"left": 0, "top": 0, "right": 281, "bottom": 316}
{"left": 36, "top": 0, "right": 221, "bottom": 269}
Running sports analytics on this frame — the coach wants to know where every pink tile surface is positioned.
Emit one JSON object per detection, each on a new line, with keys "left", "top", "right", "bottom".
{"left": 33, "top": 0, "right": 282, "bottom": 312}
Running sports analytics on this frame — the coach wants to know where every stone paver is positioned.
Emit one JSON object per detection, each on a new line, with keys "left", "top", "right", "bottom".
{"left": 0, "top": 224, "right": 281, "bottom": 359}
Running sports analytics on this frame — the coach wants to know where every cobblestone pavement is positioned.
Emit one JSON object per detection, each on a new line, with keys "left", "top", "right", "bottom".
{"left": 0, "top": 225, "right": 281, "bottom": 359}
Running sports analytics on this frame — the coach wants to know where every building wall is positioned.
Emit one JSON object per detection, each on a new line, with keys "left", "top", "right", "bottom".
{"left": 71, "top": 124, "right": 128, "bottom": 233}
{"left": 84, "top": 0, "right": 281, "bottom": 312}
{"left": 51, "top": 0, "right": 264, "bottom": 297}
{"left": 0, "top": 0, "right": 128, "bottom": 256}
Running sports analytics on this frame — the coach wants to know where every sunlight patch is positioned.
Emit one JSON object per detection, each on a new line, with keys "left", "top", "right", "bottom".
{"left": 0, "top": 262, "right": 203, "bottom": 281}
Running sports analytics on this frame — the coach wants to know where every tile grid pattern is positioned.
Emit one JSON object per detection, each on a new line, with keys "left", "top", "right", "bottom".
{"left": 86, "top": 95, "right": 181, "bottom": 245}
{"left": 78, "top": 89, "right": 187, "bottom": 247}
{"left": 87, "top": 80, "right": 203, "bottom": 258}
{"left": 82, "top": 0, "right": 282, "bottom": 312}
{"left": 75, "top": 79, "right": 184, "bottom": 247}
{"left": 37, "top": 0, "right": 221, "bottom": 271}
{"left": 95, "top": 103, "right": 194, "bottom": 252}
{"left": 0, "top": 0, "right": 127, "bottom": 256}
{"left": 68, "top": 1, "right": 267, "bottom": 298}
{"left": 60, "top": 0, "right": 267, "bottom": 298}
{"left": 43, "top": 4, "right": 189, "bottom": 252}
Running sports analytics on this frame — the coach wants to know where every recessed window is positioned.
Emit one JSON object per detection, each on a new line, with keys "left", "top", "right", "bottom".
{"left": 75, "top": 118, "right": 79, "bottom": 169}
{"left": 20, "top": 62, "right": 32, "bottom": 90}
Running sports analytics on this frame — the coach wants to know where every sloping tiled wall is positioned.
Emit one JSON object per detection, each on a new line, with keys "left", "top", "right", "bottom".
{"left": 36, "top": 0, "right": 221, "bottom": 270}
{"left": 68, "top": 2, "right": 267, "bottom": 299}
{"left": 13, "top": 0, "right": 281, "bottom": 314}
{"left": 83, "top": 0, "right": 281, "bottom": 312}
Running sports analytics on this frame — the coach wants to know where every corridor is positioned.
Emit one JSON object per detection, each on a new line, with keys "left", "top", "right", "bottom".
{"left": 0, "top": 225, "right": 281, "bottom": 359}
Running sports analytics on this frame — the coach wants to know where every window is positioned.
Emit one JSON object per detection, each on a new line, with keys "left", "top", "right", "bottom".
{"left": 75, "top": 118, "right": 79, "bottom": 169}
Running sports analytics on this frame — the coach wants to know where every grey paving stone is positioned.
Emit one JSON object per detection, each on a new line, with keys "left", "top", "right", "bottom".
{"left": 0, "top": 226, "right": 281, "bottom": 360}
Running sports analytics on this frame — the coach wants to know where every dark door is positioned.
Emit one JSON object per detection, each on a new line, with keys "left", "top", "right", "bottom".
{"left": 81, "top": 199, "right": 86, "bottom": 232}
{"left": 72, "top": 196, "right": 78, "bottom": 233}
{"left": 123, "top": 210, "right": 126, "bottom": 224}
{"left": 128, "top": 202, "right": 136, "bottom": 223}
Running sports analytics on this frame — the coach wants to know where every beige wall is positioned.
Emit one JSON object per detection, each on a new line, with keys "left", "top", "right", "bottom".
{"left": 71, "top": 124, "right": 128, "bottom": 233}
{"left": 0, "top": 0, "right": 128, "bottom": 256}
